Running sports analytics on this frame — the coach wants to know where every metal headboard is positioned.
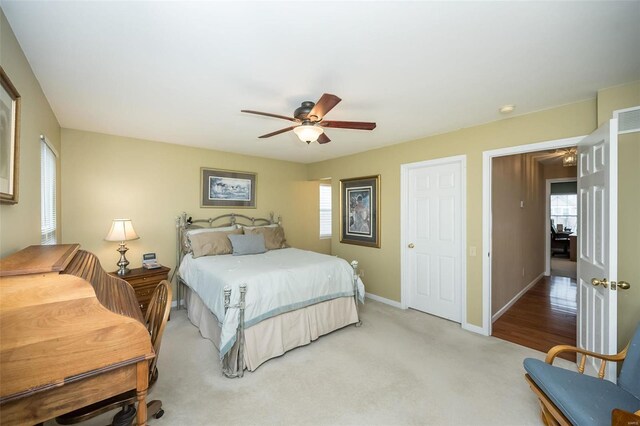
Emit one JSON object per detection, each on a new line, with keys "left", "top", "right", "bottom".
{"left": 178, "top": 211, "right": 280, "bottom": 231}
{"left": 173, "top": 212, "right": 281, "bottom": 282}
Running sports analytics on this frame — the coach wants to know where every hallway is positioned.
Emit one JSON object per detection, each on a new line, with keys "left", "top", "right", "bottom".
{"left": 492, "top": 275, "right": 577, "bottom": 361}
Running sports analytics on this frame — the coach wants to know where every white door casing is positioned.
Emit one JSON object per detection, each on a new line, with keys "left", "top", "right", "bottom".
{"left": 577, "top": 119, "right": 618, "bottom": 380}
{"left": 402, "top": 157, "right": 464, "bottom": 323}
{"left": 482, "top": 136, "right": 585, "bottom": 336}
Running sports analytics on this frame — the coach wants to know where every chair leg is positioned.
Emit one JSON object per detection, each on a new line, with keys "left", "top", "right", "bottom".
{"left": 538, "top": 399, "right": 560, "bottom": 426}
{"left": 111, "top": 404, "right": 136, "bottom": 426}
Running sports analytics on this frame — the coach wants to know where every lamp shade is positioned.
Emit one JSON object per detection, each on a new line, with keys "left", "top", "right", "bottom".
{"left": 105, "top": 219, "right": 140, "bottom": 242}
{"left": 293, "top": 124, "right": 323, "bottom": 143}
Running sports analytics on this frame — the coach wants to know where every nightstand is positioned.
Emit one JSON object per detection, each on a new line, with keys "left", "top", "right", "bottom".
{"left": 110, "top": 266, "right": 170, "bottom": 316}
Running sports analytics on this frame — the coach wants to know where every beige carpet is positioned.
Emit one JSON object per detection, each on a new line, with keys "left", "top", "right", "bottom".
{"left": 49, "top": 300, "right": 574, "bottom": 426}
{"left": 551, "top": 257, "right": 577, "bottom": 279}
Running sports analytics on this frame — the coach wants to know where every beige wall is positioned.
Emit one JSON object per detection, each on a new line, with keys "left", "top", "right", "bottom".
{"left": 491, "top": 154, "right": 545, "bottom": 316}
{"left": 60, "top": 129, "right": 326, "bottom": 293}
{"left": 617, "top": 133, "right": 640, "bottom": 349}
{"left": 543, "top": 162, "right": 578, "bottom": 181}
{"left": 308, "top": 99, "right": 596, "bottom": 326}
{"left": 0, "top": 10, "right": 61, "bottom": 257}
{"left": 292, "top": 179, "right": 332, "bottom": 255}
{"left": 597, "top": 81, "right": 640, "bottom": 126}
{"left": 598, "top": 81, "right": 640, "bottom": 350}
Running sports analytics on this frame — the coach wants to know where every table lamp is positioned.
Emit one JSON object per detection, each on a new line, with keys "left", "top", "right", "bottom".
{"left": 105, "top": 219, "right": 140, "bottom": 275}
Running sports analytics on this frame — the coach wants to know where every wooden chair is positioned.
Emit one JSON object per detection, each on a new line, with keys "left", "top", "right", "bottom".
{"left": 57, "top": 280, "right": 172, "bottom": 425}
{"left": 523, "top": 324, "right": 640, "bottom": 425}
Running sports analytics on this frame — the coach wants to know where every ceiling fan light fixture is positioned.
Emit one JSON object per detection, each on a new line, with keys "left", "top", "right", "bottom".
{"left": 293, "top": 124, "right": 324, "bottom": 143}
{"left": 562, "top": 149, "right": 577, "bottom": 167}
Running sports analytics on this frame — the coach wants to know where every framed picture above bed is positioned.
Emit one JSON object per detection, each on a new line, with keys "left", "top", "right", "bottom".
{"left": 340, "top": 175, "right": 380, "bottom": 248}
{"left": 0, "top": 67, "right": 21, "bottom": 204}
{"left": 200, "top": 168, "right": 257, "bottom": 208}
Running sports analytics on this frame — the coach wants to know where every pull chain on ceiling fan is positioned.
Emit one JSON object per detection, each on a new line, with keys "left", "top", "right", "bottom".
{"left": 241, "top": 93, "right": 376, "bottom": 144}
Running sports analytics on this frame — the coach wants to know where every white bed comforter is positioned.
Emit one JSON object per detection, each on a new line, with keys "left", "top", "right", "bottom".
{"left": 179, "top": 248, "right": 365, "bottom": 358}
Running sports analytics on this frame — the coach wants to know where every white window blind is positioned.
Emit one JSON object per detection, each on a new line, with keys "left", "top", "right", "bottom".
{"left": 319, "top": 184, "right": 332, "bottom": 238}
{"left": 550, "top": 194, "right": 577, "bottom": 233}
{"left": 41, "top": 137, "right": 57, "bottom": 245}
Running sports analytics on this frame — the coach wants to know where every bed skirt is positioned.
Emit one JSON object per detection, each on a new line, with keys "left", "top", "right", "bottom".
{"left": 185, "top": 287, "right": 359, "bottom": 373}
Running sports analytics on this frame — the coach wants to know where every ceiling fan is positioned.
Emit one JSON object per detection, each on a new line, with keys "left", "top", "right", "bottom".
{"left": 241, "top": 93, "right": 376, "bottom": 144}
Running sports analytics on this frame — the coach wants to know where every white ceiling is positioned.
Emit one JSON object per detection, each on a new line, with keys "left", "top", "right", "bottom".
{"left": 3, "top": 1, "right": 639, "bottom": 164}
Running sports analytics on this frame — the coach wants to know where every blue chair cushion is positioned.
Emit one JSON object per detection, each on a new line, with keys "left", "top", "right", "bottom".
{"left": 619, "top": 324, "right": 640, "bottom": 399}
{"left": 524, "top": 358, "right": 640, "bottom": 425}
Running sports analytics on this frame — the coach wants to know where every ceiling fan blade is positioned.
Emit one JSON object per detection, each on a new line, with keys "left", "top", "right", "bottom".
{"left": 320, "top": 120, "right": 376, "bottom": 130}
{"left": 317, "top": 133, "right": 331, "bottom": 144}
{"left": 241, "top": 110, "right": 298, "bottom": 122}
{"left": 258, "top": 126, "right": 297, "bottom": 138}
{"left": 308, "top": 94, "right": 341, "bottom": 120}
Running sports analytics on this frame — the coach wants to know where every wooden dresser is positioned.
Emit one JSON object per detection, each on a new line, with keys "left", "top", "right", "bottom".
{"left": 111, "top": 266, "right": 170, "bottom": 316}
{"left": 0, "top": 244, "right": 154, "bottom": 426}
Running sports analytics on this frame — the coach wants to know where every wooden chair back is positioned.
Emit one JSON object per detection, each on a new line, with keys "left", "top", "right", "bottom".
{"left": 145, "top": 280, "right": 172, "bottom": 379}
{"left": 62, "top": 250, "right": 144, "bottom": 322}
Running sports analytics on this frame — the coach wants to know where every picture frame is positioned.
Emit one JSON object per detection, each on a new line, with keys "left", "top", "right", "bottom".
{"left": 201, "top": 168, "right": 257, "bottom": 208}
{"left": 340, "top": 175, "right": 380, "bottom": 248}
{"left": 0, "top": 67, "right": 21, "bottom": 204}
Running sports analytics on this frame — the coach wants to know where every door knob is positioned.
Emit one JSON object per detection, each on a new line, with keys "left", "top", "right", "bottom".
{"left": 616, "top": 281, "right": 631, "bottom": 290}
{"left": 408, "top": 243, "right": 415, "bottom": 249}
{"left": 591, "top": 278, "right": 608, "bottom": 288}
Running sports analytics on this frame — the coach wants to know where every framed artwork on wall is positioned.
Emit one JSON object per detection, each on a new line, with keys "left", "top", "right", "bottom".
{"left": 0, "top": 67, "right": 21, "bottom": 204}
{"left": 201, "top": 168, "right": 257, "bottom": 208}
{"left": 340, "top": 175, "right": 380, "bottom": 248}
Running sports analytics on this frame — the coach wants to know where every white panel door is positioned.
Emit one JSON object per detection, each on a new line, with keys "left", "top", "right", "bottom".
{"left": 577, "top": 119, "right": 618, "bottom": 380}
{"left": 407, "top": 160, "right": 462, "bottom": 322}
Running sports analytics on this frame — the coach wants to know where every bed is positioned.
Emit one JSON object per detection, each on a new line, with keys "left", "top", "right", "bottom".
{"left": 174, "top": 212, "right": 364, "bottom": 377}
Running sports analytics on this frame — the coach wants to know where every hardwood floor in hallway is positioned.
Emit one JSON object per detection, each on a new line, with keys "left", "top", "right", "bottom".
{"left": 492, "top": 275, "right": 577, "bottom": 361}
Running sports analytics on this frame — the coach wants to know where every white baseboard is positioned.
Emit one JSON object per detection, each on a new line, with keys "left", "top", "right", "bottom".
{"left": 365, "top": 293, "right": 403, "bottom": 309}
{"left": 491, "top": 272, "right": 544, "bottom": 323}
{"left": 462, "top": 322, "right": 489, "bottom": 336}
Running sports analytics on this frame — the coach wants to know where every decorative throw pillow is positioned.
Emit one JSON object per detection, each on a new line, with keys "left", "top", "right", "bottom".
{"left": 183, "top": 225, "right": 237, "bottom": 253}
{"left": 228, "top": 234, "right": 267, "bottom": 256}
{"left": 244, "top": 226, "right": 287, "bottom": 250}
{"left": 189, "top": 228, "right": 243, "bottom": 258}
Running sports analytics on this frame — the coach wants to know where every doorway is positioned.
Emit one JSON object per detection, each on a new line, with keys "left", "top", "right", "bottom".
{"left": 480, "top": 137, "right": 583, "bottom": 342}
{"left": 487, "top": 146, "right": 578, "bottom": 358}
{"left": 546, "top": 177, "right": 578, "bottom": 280}
{"left": 400, "top": 155, "right": 466, "bottom": 324}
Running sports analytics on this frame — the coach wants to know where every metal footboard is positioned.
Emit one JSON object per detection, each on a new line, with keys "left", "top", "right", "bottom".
{"left": 219, "top": 261, "right": 361, "bottom": 378}
{"left": 351, "top": 260, "right": 362, "bottom": 327}
{"left": 222, "top": 284, "right": 247, "bottom": 378}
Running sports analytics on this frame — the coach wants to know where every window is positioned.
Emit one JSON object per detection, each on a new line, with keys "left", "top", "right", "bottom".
{"left": 41, "top": 137, "right": 57, "bottom": 245}
{"left": 551, "top": 194, "right": 577, "bottom": 233}
{"left": 319, "top": 183, "right": 332, "bottom": 238}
